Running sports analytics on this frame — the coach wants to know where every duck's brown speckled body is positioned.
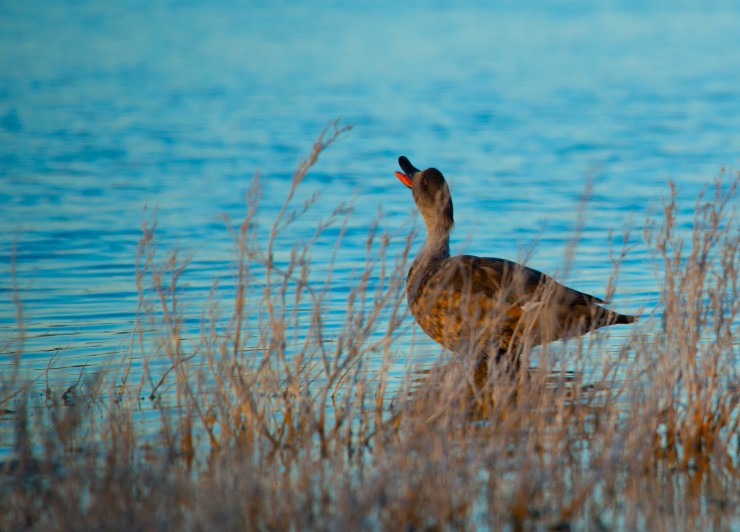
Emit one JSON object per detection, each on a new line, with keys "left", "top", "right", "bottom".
{"left": 395, "top": 156, "right": 636, "bottom": 365}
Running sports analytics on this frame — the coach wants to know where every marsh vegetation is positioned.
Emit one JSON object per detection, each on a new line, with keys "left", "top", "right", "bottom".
{"left": 2, "top": 125, "right": 739, "bottom": 530}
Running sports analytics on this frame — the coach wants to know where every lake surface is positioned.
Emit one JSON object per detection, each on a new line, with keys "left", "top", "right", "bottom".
{"left": 1, "top": 1, "right": 739, "bottom": 414}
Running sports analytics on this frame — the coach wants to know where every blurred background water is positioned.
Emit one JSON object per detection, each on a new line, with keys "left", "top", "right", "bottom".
{"left": 1, "top": 1, "right": 739, "bottom": 402}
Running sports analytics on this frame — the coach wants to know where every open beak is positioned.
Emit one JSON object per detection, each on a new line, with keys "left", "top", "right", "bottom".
{"left": 395, "top": 155, "right": 419, "bottom": 189}
{"left": 394, "top": 171, "right": 413, "bottom": 188}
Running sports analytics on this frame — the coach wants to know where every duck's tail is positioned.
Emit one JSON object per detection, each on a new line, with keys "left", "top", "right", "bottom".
{"left": 613, "top": 312, "right": 638, "bottom": 325}
{"left": 587, "top": 305, "right": 638, "bottom": 328}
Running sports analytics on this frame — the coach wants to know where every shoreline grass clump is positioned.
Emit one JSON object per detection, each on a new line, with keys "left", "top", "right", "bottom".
{"left": 1, "top": 123, "right": 739, "bottom": 530}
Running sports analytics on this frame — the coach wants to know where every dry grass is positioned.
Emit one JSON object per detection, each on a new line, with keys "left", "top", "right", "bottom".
{"left": 1, "top": 122, "right": 739, "bottom": 530}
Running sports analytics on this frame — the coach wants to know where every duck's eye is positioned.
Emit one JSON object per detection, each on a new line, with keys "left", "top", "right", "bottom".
{"left": 421, "top": 176, "right": 428, "bottom": 187}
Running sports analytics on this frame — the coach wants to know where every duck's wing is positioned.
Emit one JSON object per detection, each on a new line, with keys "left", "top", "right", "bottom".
{"left": 448, "top": 255, "right": 607, "bottom": 307}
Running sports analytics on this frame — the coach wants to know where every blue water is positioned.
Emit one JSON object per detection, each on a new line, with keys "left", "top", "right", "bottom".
{"left": 1, "top": 1, "right": 740, "bottom": 392}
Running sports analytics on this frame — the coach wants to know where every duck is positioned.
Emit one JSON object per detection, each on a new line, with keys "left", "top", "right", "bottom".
{"left": 394, "top": 156, "right": 637, "bottom": 370}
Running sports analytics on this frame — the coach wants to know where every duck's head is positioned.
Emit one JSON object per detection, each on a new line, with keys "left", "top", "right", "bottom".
{"left": 395, "top": 156, "right": 454, "bottom": 230}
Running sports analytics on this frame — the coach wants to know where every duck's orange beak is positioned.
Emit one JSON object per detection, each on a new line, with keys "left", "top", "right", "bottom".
{"left": 394, "top": 171, "right": 413, "bottom": 188}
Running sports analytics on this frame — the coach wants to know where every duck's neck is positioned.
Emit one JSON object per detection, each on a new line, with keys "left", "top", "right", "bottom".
{"left": 407, "top": 222, "right": 452, "bottom": 301}
{"left": 420, "top": 224, "right": 451, "bottom": 260}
